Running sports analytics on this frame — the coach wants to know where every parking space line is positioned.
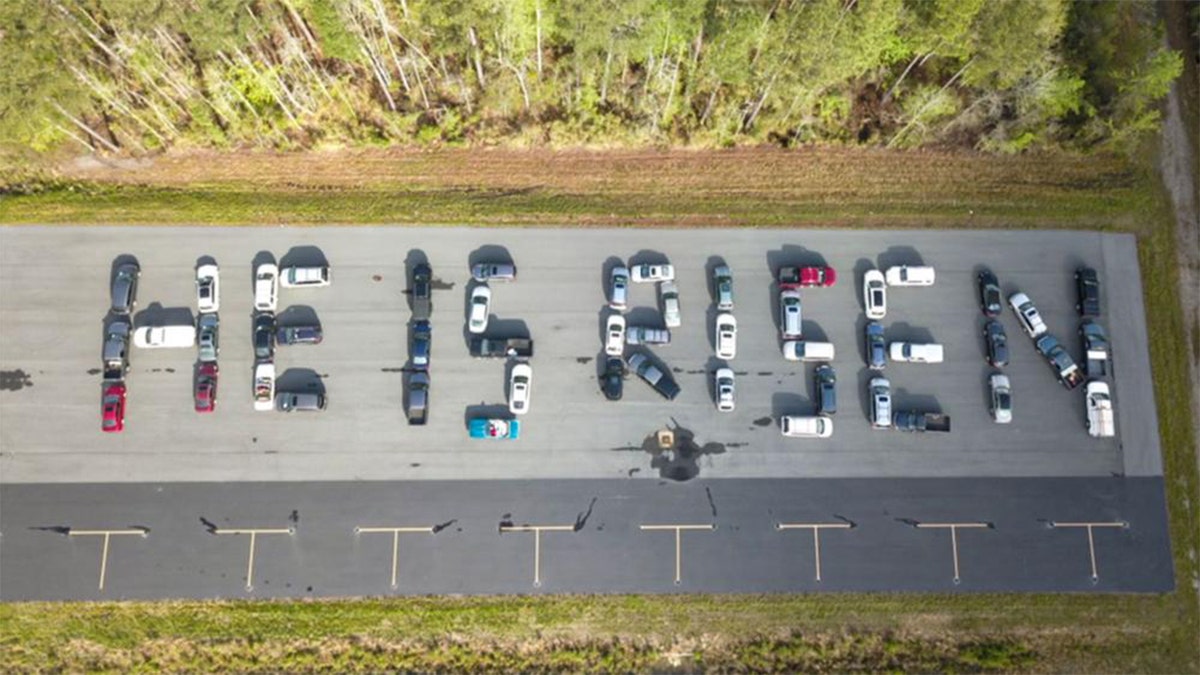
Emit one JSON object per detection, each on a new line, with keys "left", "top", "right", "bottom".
{"left": 499, "top": 525, "right": 576, "bottom": 587}
{"left": 211, "top": 527, "right": 294, "bottom": 591}
{"left": 776, "top": 522, "right": 853, "bottom": 582}
{"left": 354, "top": 526, "right": 436, "bottom": 588}
{"left": 639, "top": 524, "right": 716, "bottom": 586}
{"left": 1048, "top": 520, "right": 1129, "bottom": 582}
{"left": 66, "top": 528, "right": 149, "bottom": 591}
{"left": 911, "top": 522, "right": 992, "bottom": 584}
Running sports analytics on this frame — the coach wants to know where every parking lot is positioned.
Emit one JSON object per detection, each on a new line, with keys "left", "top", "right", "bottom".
{"left": 0, "top": 227, "right": 1159, "bottom": 484}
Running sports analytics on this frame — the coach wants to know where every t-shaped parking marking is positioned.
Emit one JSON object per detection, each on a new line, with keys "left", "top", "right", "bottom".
{"left": 211, "top": 527, "right": 294, "bottom": 591}
{"left": 775, "top": 522, "right": 854, "bottom": 582}
{"left": 354, "top": 526, "right": 436, "bottom": 589}
{"left": 498, "top": 525, "right": 576, "bottom": 587}
{"left": 65, "top": 528, "right": 149, "bottom": 591}
{"left": 1047, "top": 520, "right": 1129, "bottom": 583}
{"left": 910, "top": 522, "right": 993, "bottom": 584}
{"left": 639, "top": 524, "right": 716, "bottom": 585}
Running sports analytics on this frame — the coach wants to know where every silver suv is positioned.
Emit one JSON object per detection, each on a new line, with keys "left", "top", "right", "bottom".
{"left": 276, "top": 392, "right": 327, "bottom": 412}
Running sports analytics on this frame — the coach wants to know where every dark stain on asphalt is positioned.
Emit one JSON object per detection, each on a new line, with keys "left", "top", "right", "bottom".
{"left": 410, "top": 462, "right": 421, "bottom": 467}
{"left": 318, "top": 373, "right": 329, "bottom": 378}
{"left": 705, "top": 487, "right": 718, "bottom": 517}
{"left": 289, "top": 510, "right": 300, "bottom": 525}
{"left": 165, "top": 368, "right": 175, "bottom": 373}
{"left": 725, "top": 442, "right": 748, "bottom": 448}
{"left": 28, "top": 525, "right": 71, "bottom": 535}
{"left": 498, "top": 513, "right": 514, "bottom": 532}
{"left": 87, "top": 368, "right": 102, "bottom": 376}
{"left": 752, "top": 417, "right": 773, "bottom": 427}
{"left": 430, "top": 278, "right": 455, "bottom": 291}
{"left": 1, "top": 370, "right": 34, "bottom": 391}
{"left": 672, "top": 367, "right": 683, "bottom": 373}
{"left": 199, "top": 517, "right": 219, "bottom": 534}
{"left": 685, "top": 369, "right": 705, "bottom": 375}
{"left": 627, "top": 467, "right": 641, "bottom": 476}
{"left": 576, "top": 356, "right": 592, "bottom": 364}
{"left": 380, "top": 367, "right": 406, "bottom": 373}
{"left": 895, "top": 518, "right": 921, "bottom": 527}
{"left": 252, "top": 437, "right": 258, "bottom": 443}
{"left": 574, "top": 497, "right": 598, "bottom": 531}
{"left": 757, "top": 371, "right": 773, "bottom": 376}
{"left": 734, "top": 371, "right": 749, "bottom": 376}
{"left": 833, "top": 514, "right": 858, "bottom": 529}
{"left": 640, "top": 420, "right": 728, "bottom": 482}
{"left": 372, "top": 274, "right": 383, "bottom": 282}
{"left": 432, "top": 519, "right": 458, "bottom": 533}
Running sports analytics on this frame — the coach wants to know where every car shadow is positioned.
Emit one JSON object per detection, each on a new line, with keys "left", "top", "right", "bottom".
{"left": 133, "top": 302, "right": 194, "bottom": 329}
{"left": 276, "top": 367, "right": 325, "bottom": 394}
{"left": 876, "top": 246, "right": 924, "bottom": 270}
{"left": 276, "top": 305, "right": 321, "bottom": 327}
{"left": 279, "top": 246, "right": 329, "bottom": 270}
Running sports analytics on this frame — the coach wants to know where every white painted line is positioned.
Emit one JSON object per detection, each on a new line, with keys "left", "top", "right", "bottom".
{"left": 355, "top": 526, "right": 436, "bottom": 588}
{"left": 1048, "top": 521, "right": 1129, "bottom": 582}
{"left": 67, "top": 528, "right": 148, "bottom": 591}
{"left": 776, "top": 522, "right": 853, "bottom": 582}
{"left": 913, "top": 522, "right": 992, "bottom": 584}
{"left": 639, "top": 524, "right": 716, "bottom": 585}
{"left": 212, "top": 527, "right": 294, "bottom": 591}
{"left": 499, "top": 525, "right": 575, "bottom": 587}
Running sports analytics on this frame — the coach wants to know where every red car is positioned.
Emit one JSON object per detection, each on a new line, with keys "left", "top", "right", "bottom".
{"left": 101, "top": 383, "right": 126, "bottom": 433}
{"left": 799, "top": 266, "right": 837, "bottom": 287}
{"left": 195, "top": 362, "right": 218, "bottom": 413}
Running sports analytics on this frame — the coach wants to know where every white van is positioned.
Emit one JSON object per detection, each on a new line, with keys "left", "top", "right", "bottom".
{"left": 888, "top": 342, "right": 945, "bottom": 363}
{"left": 281, "top": 265, "right": 331, "bottom": 288}
{"left": 885, "top": 265, "right": 936, "bottom": 286}
{"left": 255, "top": 263, "right": 279, "bottom": 311}
{"left": 781, "top": 341, "right": 835, "bottom": 362}
{"left": 1085, "top": 381, "right": 1115, "bottom": 438}
{"left": 133, "top": 325, "right": 196, "bottom": 349}
{"left": 780, "top": 415, "right": 833, "bottom": 438}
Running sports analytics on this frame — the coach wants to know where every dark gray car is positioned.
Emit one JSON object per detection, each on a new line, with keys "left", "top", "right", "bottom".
{"left": 865, "top": 321, "right": 886, "bottom": 370}
{"left": 276, "top": 324, "right": 323, "bottom": 345}
{"left": 411, "top": 263, "right": 432, "bottom": 320}
{"left": 253, "top": 314, "right": 276, "bottom": 360}
{"left": 984, "top": 320, "right": 1009, "bottom": 367}
{"left": 110, "top": 262, "right": 140, "bottom": 314}
{"left": 815, "top": 364, "right": 837, "bottom": 415}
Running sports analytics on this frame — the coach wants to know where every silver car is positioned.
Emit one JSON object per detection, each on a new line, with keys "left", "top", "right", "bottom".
{"left": 660, "top": 282, "right": 681, "bottom": 328}
{"left": 610, "top": 266, "right": 629, "bottom": 310}
{"left": 197, "top": 313, "right": 220, "bottom": 362}
{"left": 989, "top": 373, "right": 1013, "bottom": 424}
{"left": 713, "top": 265, "right": 734, "bottom": 311}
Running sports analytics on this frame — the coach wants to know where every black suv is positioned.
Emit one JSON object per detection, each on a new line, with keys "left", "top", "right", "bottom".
{"left": 253, "top": 313, "right": 276, "bottom": 360}
{"left": 1075, "top": 267, "right": 1101, "bottom": 317}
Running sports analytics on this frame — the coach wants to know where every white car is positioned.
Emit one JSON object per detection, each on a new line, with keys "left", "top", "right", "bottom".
{"left": 253, "top": 362, "right": 276, "bottom": 412}
{"left": 133, "top": 325, "right": 196, "bottom": 349}
{"left": 779, "top": 289, "right": 802, "bottom": 338}
{"left": 468, "top": 285, "right": 492, "bottom": 334}
{"left": 781, "top": 415, "right": 833, "bottom": 438}
{"left": 869, "top": 377, "right": 892, "bottom": 428}
{"left": 715, "top": 313, "right": 737, "bottom": 359}
{"left": 605, "top": 314, "right": 626, "bottom": 356}
{"left": 610, "top": 266, "right": 629, "bottom": 310}
{"left": 888, "top": 342, "right": 945, "bottom": 363}
{"left": 631, "top": 263, "right": 675, "bottom": 283}
{"left": 254, "top": 263, "right": 279, "bottom": 312}
{"left": 508, "top": 362, "right": 533, "bottom": 415}
{"left": 989, "top": 373, "right": 1013, "bottom": 424}
{"left": 714, "top": 368, "right": 735, "bottom": 412}
{"left": 196, "top": 263, "right": 219, "bottom": 312}
{"left": 885, "top": 265, "right": 936, "bottom": 286}
{"left": 660, "top": 281, "right": 681, "bottom": 328}
{"left": 1009, "top": 292, "right": 1048, "bottom": 338}
{"left": 863, "top": 270, "right": 886, "bottom": 319}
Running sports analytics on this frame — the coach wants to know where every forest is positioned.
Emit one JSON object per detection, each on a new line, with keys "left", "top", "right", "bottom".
{"left": 0, "top": 0, "right": 1185, "bottom": 159}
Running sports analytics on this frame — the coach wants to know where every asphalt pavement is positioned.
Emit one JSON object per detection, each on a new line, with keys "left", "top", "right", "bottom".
{"left": 0, "top": 227, "right": 1159, "bottom": 484}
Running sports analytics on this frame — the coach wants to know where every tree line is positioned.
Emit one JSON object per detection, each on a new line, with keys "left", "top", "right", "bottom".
{"left": 0, "top": 0, "right": 1184, "bottom": 158}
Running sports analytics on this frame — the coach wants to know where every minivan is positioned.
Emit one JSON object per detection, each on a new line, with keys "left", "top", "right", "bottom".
{"left": 471, "top": 262, "right": 517, "bottom": 282}
{"left": 111, "top": 262, "right": 140, "bottom": 314}
{"left": 885, "top": 265, "right": 936, "bottom": 286}
{"left": 280, "top": 265, "right": 331, "bottom": 288}
{"left": 276, "top": 392, "right": 327, "bottom": 412}
{"left": 781, "top": 340, "right": 835, "bottom": 361}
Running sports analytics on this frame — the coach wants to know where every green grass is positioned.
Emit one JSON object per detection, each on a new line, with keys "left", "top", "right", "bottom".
{"left": 0, "top": 148, "right": 1195, "bottom": 672}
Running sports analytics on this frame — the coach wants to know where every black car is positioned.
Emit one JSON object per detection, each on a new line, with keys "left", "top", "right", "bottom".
{"left": 601, "top": 357, "right": 624, "bottom": 401}
{"left": 411, "top": 263, "right": 432, "bottom": 320}
{"left": 977, "top": 268, "right": 1002, "bottom": 317}
{"left": 411, "top": 320, "right": 431, "bottom": 370}
{"left": 984, "top": 320, "right": 1009, "bottom": 367}
{"left": 1075, "top": 267, "right": 1101, "bottom": 317}
{"left": 276, "top": 324, "right": 323, "bottom": 345}
{"left": 814, "top": 364, "right": 837, "bottom": 415}
{"left": 253, "top": 313, "right": 276, "bottom": 360}
{"left": 865, "top": 321, "right": 886, "bottom": 370}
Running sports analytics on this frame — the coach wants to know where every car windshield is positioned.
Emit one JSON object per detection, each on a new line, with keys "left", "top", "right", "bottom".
{"left": 998, "top": 393, "right": 1012, "bottom": 408}
{"left": 870, "top": 289, "right": 883, "bottom": 303}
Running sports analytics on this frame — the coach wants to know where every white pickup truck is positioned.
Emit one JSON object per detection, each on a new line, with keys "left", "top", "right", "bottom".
{"left": 1085, "top": 381, "right": 1115, "bottom": 438}
{"left": 254, "top": 362, "right": 276, "bottom": 411}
